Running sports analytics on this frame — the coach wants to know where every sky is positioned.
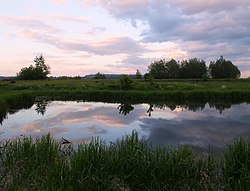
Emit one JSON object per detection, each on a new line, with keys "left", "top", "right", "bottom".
{"left": 0, "top": 0, "right": 250, "bottom": 77}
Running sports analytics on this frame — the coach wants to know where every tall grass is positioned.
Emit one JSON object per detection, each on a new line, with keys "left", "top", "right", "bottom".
{"left": 222, "top": 138, "right": 250, "bottom": 190}
{"left": 3, "top": 131, "right": 250, "bottom": 190}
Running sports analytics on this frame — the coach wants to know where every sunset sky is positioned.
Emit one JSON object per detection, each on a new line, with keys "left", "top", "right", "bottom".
{"left": 1, "top": 0, "right": 250, "bottom": 77}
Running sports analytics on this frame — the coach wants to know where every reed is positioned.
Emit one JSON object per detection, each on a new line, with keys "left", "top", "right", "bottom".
{"left": 221, "top": 138, "right": 250, "bottom": 190}
{"left": 3, "top": 131, "right": 250, "bottom": 190}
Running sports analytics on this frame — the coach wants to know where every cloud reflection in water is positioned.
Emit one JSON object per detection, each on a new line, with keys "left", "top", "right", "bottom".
{"left": 0, "top": 101, "right": 250, "bottom": 153}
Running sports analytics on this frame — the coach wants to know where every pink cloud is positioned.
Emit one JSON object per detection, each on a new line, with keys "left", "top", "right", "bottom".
{"left": 0, "top": 16, "right": 62, "bottom": 33}
{"left": 52, "top": 14, "right": 88, "bottom": 23}
{"left": 49, "top": 0, "right": 67, "bottom": 5}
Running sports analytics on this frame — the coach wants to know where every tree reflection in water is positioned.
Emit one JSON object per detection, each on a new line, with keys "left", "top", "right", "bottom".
{"left": 117, "top": 103, "right": 134, "bottom": 115}
{"left": 0, "top": 111, "right": 7, "bottom": 125}
{"left": 35, "top": 100, "right": 51, "bottom": 115}
{"left": 116, "top": 101, "right": 240, "bottom": 117}
{"left": 147, "top": 104, "right": 154, "bottom": 117}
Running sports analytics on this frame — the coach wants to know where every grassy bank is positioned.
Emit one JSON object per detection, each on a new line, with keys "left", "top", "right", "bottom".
{"left": 0, "top": 132, "right": 250, "bottom": 190}
{"left": 1, "top": 78, "right": 250, "bottom": 103}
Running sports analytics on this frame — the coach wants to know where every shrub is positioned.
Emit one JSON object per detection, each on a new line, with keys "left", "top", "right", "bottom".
{"left": 119, "top": 75, "right": 133, "bottom": 90}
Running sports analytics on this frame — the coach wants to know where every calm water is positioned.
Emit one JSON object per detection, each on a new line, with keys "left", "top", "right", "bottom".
{"left": 1, "top": 101, "right": 250, "bottom": 152}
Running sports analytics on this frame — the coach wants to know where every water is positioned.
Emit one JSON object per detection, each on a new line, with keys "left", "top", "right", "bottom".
{"left": 1, "top": 101, "right": 250, "bottom": 153}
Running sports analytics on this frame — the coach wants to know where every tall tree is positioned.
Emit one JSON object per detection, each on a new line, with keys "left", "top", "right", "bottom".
{"left": 135, "top": 69, "right": 142, "bottom": 79}
{"left": 33, "top": 55, "right": 50, "bottom": 79}
{"left": 209, "top": 56, "right": 240, "bottom": 79}
{"left": 164, "top": 59, "right": 180, "bottom": 79}
{"left": 148, "top": 60, "right": 167, "bottom": 79}
{"left": 17, "top": 55, "right": 50, "bottom": 80}
{"left": 180, "top": 58, "right": 207, "bottom": 78}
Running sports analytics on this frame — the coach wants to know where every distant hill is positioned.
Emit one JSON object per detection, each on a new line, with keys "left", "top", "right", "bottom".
{"left": 84, "top": 74, "right": 136, "bottom": 79}
{"left": 0, "top": 76, "right": 15, "bottom": 81}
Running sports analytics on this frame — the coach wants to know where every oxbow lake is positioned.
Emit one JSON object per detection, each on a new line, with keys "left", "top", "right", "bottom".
{"left": 1, "top": 101, "right": 250, "bottom": 153}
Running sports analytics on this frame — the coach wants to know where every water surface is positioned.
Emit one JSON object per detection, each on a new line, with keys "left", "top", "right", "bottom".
{"left": 1, "top": 101, "right": 250, "bottom": 153}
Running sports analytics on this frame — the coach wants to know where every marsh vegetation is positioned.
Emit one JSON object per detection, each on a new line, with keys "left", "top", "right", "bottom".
{"left": 1, "top": 132, "right": 250, "bottom": 190}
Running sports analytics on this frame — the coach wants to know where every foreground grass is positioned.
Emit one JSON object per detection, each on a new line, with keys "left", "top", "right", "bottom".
{"left": 1, "top": 132, "right": 250, "bottom": 190}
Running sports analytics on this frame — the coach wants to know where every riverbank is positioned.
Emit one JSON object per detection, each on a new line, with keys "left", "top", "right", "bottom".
{"left": 1, "top": 78, "right": 250, "bottom": 105}
{"left": 0, "top": 131, "right": 249, "bottom": 190}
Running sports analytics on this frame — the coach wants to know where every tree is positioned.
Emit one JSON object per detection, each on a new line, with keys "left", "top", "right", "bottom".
{"left": 148, "top": 60, "right": 167, "bottom": 79}
{"left": 33, "top": 55, "right": 50, "bottom": 79}
{"left": 17, "top": 55, "right": 50, "bottom": 80}
{"left": 209, "top": 56, "right": 240, "bottom": 79}
{"left": 144, "top": 73, "right": 150, "bottom": 81}
{"left": 165, "top": 59, "right": 180, "bottom": 79}
{"left": 148, "top": 59, "right": 180, "bottom": 79}
{"left": 94, "top": 72, "right": 106, "bottom": 79}
{"left": 180, "top": 58, "right": 207, "bottom": 78}
{"left": 135, "top": 69, "right": 142, "bottom": 79}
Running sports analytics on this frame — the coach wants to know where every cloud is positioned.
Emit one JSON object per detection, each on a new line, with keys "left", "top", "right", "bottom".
{"left": 3, "top": 1, "right": 249, "bottom": 76}
{"left": 0, "top": 16, "right": 62, "bottom": 33}
{"left": 86, "top": 0, "right": 250, "bottom": 76}
{"left": 65, "top": 36, "right": 147, "bottom": 55}
{"left": 85, "top": 27, "right": 106, "bottom": 35}
{"left": 121, "top": 55, "right": 152, "bottom": 67}
{"left": 20, "top": 29, "right": 147, "bottom": 55}
{"left": 169, "top": 0, "right": 250, "bottom": 14}
{"left": 49, "top": 0, "right": 67, "bottom": 5}
{"left": 52, "top": 15, "right": 88, "bottom": 23}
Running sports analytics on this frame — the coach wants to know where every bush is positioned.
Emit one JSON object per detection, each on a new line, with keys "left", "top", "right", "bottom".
{"left": 119, "top": 75, "right": 133, "bottom": 90}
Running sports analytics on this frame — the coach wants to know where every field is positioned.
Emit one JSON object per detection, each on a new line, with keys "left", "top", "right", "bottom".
{"left": 1, "top": 78, "right": 250, "bottom": 103}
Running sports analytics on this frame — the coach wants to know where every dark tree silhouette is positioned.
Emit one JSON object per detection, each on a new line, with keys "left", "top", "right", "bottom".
{"left": 17, "top": 55, "right": 50, "bottom": 80}
{"left": 135, "top": 69, "right": 142, "bottom": 79}
{"left": 147, "top": 104, "right": 154, "bottom": 117}
{"left": 117, "top": 103, "right": 134, "bottom": 115}
{"left": 94, "top": 72, "right": 106, "bottom": 79}
{"left": 209, "top": 56, "right": 240, "bottom": 79}
{"left": 180, "top": 58, "right": 207, "bottom": 79}
{"left": 35, "top": 100, "right": 50, "bottom": 115}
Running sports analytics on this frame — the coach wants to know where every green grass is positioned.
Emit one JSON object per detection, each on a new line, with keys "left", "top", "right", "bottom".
{"left": 1, "top": 79, "right": 250, "bottom": 103}
{"left": 222, "top": 138, "right": 250, "bottom": 190}
{"left": 1, "top": 131, "right": 250, "bottom": 190}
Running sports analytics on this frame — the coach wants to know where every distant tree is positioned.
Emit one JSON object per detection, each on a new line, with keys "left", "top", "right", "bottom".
{"left": 144, "top": 73, "right": 150, "bottom": 81}
{"left": 73, "top": 76, "right": 81, "bottom": 80}
{"left": 209, "top": 56, "right": 240, "bottom": 79}
{"left": 148, "top": 60, "right": 167, "bottom": 79}
{"left": 165, "top": 59, "right": 180, "bottom": 79}
{"left": 180, "top": 58, "right": 207, "bottom": 78}
{"left": 119, "top": 75, "right": 133, "bottom": 90}
{"left": 94, "top": 72, "right": 106, "bottom": 79}
{"left": 17, "top": 55, "right": 50, "bottom": 80}
{"left": 135, "top": 69, "right": 142, "bottom": 79}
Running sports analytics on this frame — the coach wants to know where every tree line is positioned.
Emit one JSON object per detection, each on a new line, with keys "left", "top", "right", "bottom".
{"left": 16, "top": 55, "right": 240, "bottom": 80}
{"left": 147, "top": 56, "right": 240, "bottom": 79}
